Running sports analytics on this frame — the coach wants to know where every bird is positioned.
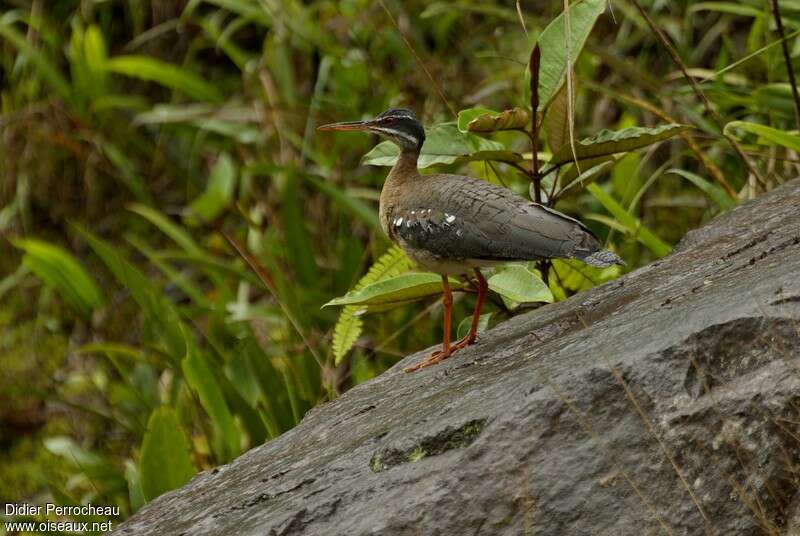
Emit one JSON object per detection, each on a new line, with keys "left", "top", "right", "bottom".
{"left": 319, "top": 108, "right": 623, "bottom": 373}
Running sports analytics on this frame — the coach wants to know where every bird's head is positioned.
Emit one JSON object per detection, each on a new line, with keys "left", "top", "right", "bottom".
{"left": 318, "top": 108, "right": 425, "bottom": 153}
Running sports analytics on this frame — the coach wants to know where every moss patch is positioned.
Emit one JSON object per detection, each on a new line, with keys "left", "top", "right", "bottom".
{"left": 369, "top": 419, "right": 486, "bottom": 473}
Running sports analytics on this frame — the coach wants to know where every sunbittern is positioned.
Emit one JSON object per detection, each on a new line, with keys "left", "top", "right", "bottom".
{"left": 319, "top": 108, "right": 623, "bottom": 373}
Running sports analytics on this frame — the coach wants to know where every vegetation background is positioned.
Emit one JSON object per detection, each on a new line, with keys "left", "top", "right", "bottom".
{"left": 1, "top": 0, "right": 799, "bottom": 532}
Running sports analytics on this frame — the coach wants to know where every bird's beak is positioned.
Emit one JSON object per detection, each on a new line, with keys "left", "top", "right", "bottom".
{"left": 317, "top": 119, "right": 375, "bottom": 132}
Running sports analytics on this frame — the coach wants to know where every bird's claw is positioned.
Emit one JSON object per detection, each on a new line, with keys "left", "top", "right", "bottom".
{"left": 403, "top": 348, "right": 452, "bottom": 373}
{"left": 452, "top": 334, "right": 477, "bottom": 351}
{"left": 403, "top": 335, "right": 478, "bottom": 373}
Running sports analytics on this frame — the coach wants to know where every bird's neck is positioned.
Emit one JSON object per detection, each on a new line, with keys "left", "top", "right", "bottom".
{"left": 386, "top": 150, "right": 421, "bottom": 185}
{"left": 379, "top": 150, "right": 421, "bottom": 237}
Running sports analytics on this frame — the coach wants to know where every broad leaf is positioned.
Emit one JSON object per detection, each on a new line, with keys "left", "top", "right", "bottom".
{"left": 12, "top": 238, "right": 104, "bottom": 316}
{"left": 325, "top": 273, "right": 463, "bottom": 308}
{"left": 332, "top": 247, "right": 414, "bottom": 364}
{"left": 533, "top": 0, "right": 606, "bottom": 111}
{"left": 457, "top": 312, "right": 492, "bottom": 340}
{"left": 550, "top": 259, "right": 621, "bottom": 301}
{"left": 544, "top": 84, "right": 571, "bottom": 153}
{"left": 139, "top": 407, "right": 196, "bottom": 502}
{"left": 488, "top": 265, "right": 553, "bottom": 304}
{"left": 361, "top": 123, "right": 516, "bottom": 168}
{"left": 723, "top": 120, "right": 800, "bottom": 152}
{"left": 550, "top": 124, "right": 689, "bottom": 166}
{"left": 457, "top": 107, "right": 530, "bottom": 133}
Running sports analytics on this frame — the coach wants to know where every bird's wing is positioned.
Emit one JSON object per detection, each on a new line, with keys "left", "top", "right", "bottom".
{"left": 390, "top": 175, "right": 599, "bottom": 261}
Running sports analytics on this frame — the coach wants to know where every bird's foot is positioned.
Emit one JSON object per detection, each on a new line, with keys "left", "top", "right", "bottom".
{"left": 452, "top": 334, "right": 477, "bottom": 351}
{"left": 403, "top": 347, "right": 453, "bottom": 373}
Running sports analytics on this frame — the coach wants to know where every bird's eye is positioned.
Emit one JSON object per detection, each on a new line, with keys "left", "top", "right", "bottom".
{"left": 383, "top": 117, "right": 396, "bottom": 124}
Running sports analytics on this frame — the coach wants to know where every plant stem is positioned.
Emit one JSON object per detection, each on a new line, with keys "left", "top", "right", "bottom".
{"left": 530, "top": 44, "right": 542, "bottom": 204}
{"left": 770, "top": 0, "right": 800, "bottom": 131}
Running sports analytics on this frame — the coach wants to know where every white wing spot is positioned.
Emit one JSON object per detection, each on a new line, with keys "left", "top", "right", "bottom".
{"left": 410, "top": 210, "right": 416, "bottom": 215}
{"left": 445, "top": 214, "right": 456, "bottom": 223}
{"left": 394, "top": 217, "right": 403, "bottom": 226}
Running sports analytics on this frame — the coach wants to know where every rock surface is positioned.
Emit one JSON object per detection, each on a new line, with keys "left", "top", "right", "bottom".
{"left": 116, "top": 180, "right": 800, "bottom": 536}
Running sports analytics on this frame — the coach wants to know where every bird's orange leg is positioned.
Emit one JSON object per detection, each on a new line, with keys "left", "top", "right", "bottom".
{"left": 453, "top": 268, "right": 488, "bottom": 350}
{"left": 404, "top": 275, "right": 453, "bottom": 373}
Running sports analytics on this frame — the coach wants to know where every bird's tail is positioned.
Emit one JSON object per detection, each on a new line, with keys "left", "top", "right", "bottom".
{"left": 580, "top": 249, "right": 625, "bottom": 267}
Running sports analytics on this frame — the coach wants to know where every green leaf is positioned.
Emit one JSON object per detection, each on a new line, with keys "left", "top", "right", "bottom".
{"left": 550, "top": 258, "right": 621, "bottom": 301}
{"left": 586, "top": 183, "right": 672, "bottom": 257}
{"left": 182, "top": 345, "right": 240, "bottom": 462}
{"left": 689, "top": 2, "right": 764, "bottom": 17}
{"left": 12, "top": 238, "right": 104, "bottom": 316}
{"left": 457, "top": 107, "right": 530, "bottom": 133}
{"left": 550, "top": 124, "right": 690, "bottom": 166}
{"left": 666, "top": 169, "right": 737, "bottom": 211}
{"left": 723, "top": 120, "right": 800, "bottom": 152}
{"left": 280, "top": 171, "right": 319, "bottom": 286}
{"left": 184, "top": 0, "right": 272, "bottom": 25}
{"left": 544, "top": 84, "right": 570, "bottom": 153}
{"left": 487, "top": 265, "right": 553, "bottom": 304}
{"left": 125, "top": 461, "right": 145, "bottom": 513}
{"left": 456, "top": 312, "right": 492, "bottom": 340}
{"left": 361, "top": 123, "right": 510, "bottom": 168}
{"left": 325, "top": 273, "right": 463, "bottom": 308}
{"left": 139, "top": 407, "right": 196, "bottom": 502}
{"left": 0, "top": 15, "right": 72, "bottom": 102}
{"left": 44, "top": 436, "right": 127, "bottom": 486}
{"left": 557, "top": 156, "right": 620, "bottom": 194}
{"left": 186, "top": 152, "right": 238, "bottom": 223}
{"left": 612, "top": 152, "right": 642, "bottom": 206}
{"left": 534, "top": 0, "right": 606, "bottom": 111}
{"left": 105, "top": 55, "right": 223, "bottom": 102}
{"left": 305, "top": 174, "right": 380, "bottom": 231}
{"left": 74, "top": 225, "right": 187, "bottom": 361}
{"left": 332, "top": 246, "right": 414, "bottom": 364}
{"left": 128, "top": 203, "right": 202, "bottom": 255}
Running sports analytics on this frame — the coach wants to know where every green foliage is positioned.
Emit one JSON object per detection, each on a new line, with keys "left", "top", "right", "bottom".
{"left": 487, "top": 265, "right": 554, "bottom": 306}
{"left": 326, "top": 273, "right": 464, "bottom": 308}
{"left": 2, "top": 0, "right": 798, "bottom": 526}
{"left": 724, "top": 120, "right": 800, "bottom": 151}
{"left": 586, "top": 184, "right": 672, "bottom": 257}
{"left": 12, "top": 238, "right": 104, "bottom": 317}
{"left": 332, "top": 246, "right": 415, "bottom": 364}
{"left": 532, "top": 0, "right": 607, "bottom": 111}
{"left": 182, "top": 346, "right": 241, "bottom": 463}
{"left": 361, "top": 124, "right": 516, "bottom": 167}
{"left": 457, "top": 107, "right": 531, "bottom": 133}
{"left": 548, "top": 124, "right": 690, "bottom": 166}
{"left": 105, "top": 56, "right": 224, "bottom": 102}
{"left": 186, "top": 153, "right": 238, "bottom": 224}
{"left": 139, "top": 408, "right": 196, "bottom": 502}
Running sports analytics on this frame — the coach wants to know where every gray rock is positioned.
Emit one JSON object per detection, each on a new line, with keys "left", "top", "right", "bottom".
{"left": 116, "top": 179, "right": 800, "bottom": 536}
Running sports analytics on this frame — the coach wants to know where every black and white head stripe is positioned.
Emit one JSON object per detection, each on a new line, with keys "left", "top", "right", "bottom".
{"left": 371, "top": 108, "right": 425, "bottom": 151}
{"left": 376, "top": 108, "right": 418, "bottom": 120}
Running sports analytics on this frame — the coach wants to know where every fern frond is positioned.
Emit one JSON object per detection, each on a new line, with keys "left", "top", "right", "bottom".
{"left": 332, "top": 246, "right": 414, "bottom": 364}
